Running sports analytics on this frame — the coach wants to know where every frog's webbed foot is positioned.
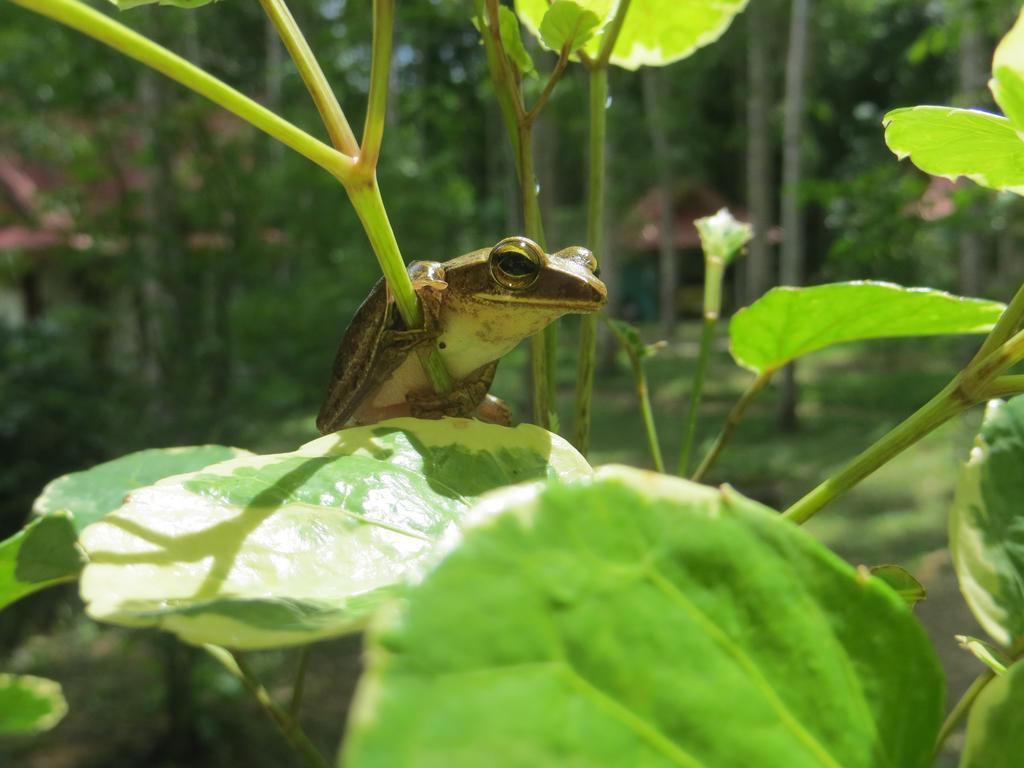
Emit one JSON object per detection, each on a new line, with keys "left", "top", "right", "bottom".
{"left": 406, "top": 361, "right": 498, "bottom": 420}
{"left": 473, "top": 394, "right": 512, "bottom": 426}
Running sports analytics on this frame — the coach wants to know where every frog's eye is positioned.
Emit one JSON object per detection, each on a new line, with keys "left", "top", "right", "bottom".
{"left": 489, "top": 238, "right": 542, "bottom": 290}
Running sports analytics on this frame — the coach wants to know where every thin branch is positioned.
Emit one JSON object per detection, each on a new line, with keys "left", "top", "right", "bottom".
{"left": 782, "top": 380, "right": 968, "bottom": 524}
{"left": 205, "top": 646, "right": 329, "bottom": 768}
{"left": 637, "top": 365, "right": 665, "bottom": 472}
{"left": 968, "top": 281, "right": 1024, "bottom": 366}
{"left": 692, "top": 371, "right": 774, "bottom": 482}
{"left": 982, "top": 374, "right": 1024, "bottom": 400}
{"left": 524, "top": 45, "right": 571, "bottom": 126}
{"left": 679, "top": 318, "right": 717, "bottom": 476}
{"left": 484, "top": 0, "right": 527, "bottom": 124}
{"left": 596, "top": 0, "right": 633, "bottom": 65}
{"left": 932, "top": 670, "right": 995, "bottom": 760}
{"left": 12, "top": 0, "right": 355, "bottom": 184}
{"left": 360, "top": 0, "right": 394, "bottom": 168}
{"left": 289, "top": 647, "right": 312, "bottom": 719}
{"left": 259, "top": 0, "right": 359, "bottom": 156}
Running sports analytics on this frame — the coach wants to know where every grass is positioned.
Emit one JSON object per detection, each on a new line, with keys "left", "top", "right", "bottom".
{"left": 1, "top": 320, "right": 996, "bottom": 766}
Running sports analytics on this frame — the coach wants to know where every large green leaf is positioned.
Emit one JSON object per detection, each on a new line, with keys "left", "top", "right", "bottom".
{"left": 34, "top": 445, "right": 251, "bottom": 534}
{"left": 78, "top": 418, "right": 591, "bottom": 650}
{"left": 882, "top": 107, "right": 1024, "bottom": 195}
{"left": 960, "top": 661, "right": 1024, "bottom": 768}
{"left": 729, "top": 281, "right": 1004, "bottom": 375}
{"left": 0, "top": 674, "right": 67, "bottom": 735}
{"left": 0, "top": 445, "right": 247, "bottom": 612}
{"left": 950, "top": 397, "right": 1024, "bottom": 647}
{"left": 344, "top": 466, "right": 943, "bottom": 768}
{"left": 515, "top": 0, "right": 748, "bottom": 70}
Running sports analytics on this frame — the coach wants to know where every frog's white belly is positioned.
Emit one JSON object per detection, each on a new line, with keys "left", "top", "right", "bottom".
{"left": 361, "top": 295, "right": 565, "bottom": 418}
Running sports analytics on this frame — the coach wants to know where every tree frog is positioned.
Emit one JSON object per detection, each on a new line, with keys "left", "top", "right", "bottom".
{"left": 316, "top": 236, "right": 607, "bottom": 432}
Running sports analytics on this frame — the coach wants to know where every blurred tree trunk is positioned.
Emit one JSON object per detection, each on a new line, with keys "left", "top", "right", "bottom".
{"left": 778, "top": 0, "right": 811, "bottom": 432}
{"left": 957, "top": 0, "right": 988, "bottom": 297}
{"left": 135, "top": 63, "right": 171, "bottom": 391}
{"left": 745, "top": 0, "right": 774, "bottom": 305}
{"left": 642, "top": 68, "right": 678, "bottom": 339}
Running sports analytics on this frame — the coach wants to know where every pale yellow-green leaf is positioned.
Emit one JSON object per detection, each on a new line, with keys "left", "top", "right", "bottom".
{"left": 516, "top": 0, "right": 748, "bottom": 70}
{"left": 950, "top": 397, "right": 1024, "bottom": 647}
{"left": 883, "top": 107, "right": 1024, "bottom": 195}
{"left": 990, "top": 8, "right": 1024, "bottom": 131}
{"left": 78, "top": 418, "right": 591, "bottom": 649}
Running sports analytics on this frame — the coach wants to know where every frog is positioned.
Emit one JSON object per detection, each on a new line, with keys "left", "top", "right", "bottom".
{"left": 316, "top": 236, "right": 607, "bottom": 432}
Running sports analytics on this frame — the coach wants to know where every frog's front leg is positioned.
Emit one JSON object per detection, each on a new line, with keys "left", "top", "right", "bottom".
{"left": 406, "top": 361, "right": 500, "bottom": 420}
{"left": 379, "top": 261, "right": 448, "bottom": 352}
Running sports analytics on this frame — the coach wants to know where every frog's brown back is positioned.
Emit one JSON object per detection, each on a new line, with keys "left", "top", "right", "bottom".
{"left": 316, "top": 277, "right": 395, "bottom": 433}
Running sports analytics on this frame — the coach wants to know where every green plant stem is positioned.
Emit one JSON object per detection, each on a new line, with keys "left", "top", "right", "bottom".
{"left": 932, "top": 670, "right": 995, "bottom": 760}
{"left": 983, "top": 374, "right": 1024, "bottom": 399}
{"left": 348, "top": 180, "right": 453, "bottom": 392}
{"left": 679, "top": 318, "right": 717, "bottom": 475}
{"left": 360, "top": 0, "right": 394, "bottom": 168}
{"left": 481, "top": 0, "right": 553, "bottom": 428}
{"left": 571, "top": 0, "right": 633, "bottom": 451}
{"left": 692, "top": 371, "right": 773, "bottom": 482}
{"left": 678, "top": 258, "right": 726, "bottom": 475}
{"left": 205, "top": 646, "right": 328, "bottom": 768}
{"left": 259, "top": 0, "right": 359, "bottom": 156}
{"left": 524, "top": 45, "right": 570, "bottom": 126}
{"left": 596, "top": 0, "right": 633, "bottom": 65}
{"left": 261, "top": 0, "right": 450, "bottom": 395}
{"left": 13, "top": 0, "right": 355, "bottom": 184}
{"left": 783, "top": 381, "right": 968, "bottom": 524}
{"left": 969, "top": 280, "right": 1024, "bottom": 365}
{"left": 289, "top": 647, "right": 311, "bottom": 719}
{"left": 636, "top": 364, "right": 665, "bottom": 472}
{"left": 573, "top": 65, "right": 608, "bottom": 454}
{"left": 782, "top": 282, "right": 1024, "bottom": 523}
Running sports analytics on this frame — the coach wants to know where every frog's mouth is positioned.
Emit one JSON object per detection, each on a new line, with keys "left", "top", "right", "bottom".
{"left": 474, "top": 293, "right": 605, "bottom": 310}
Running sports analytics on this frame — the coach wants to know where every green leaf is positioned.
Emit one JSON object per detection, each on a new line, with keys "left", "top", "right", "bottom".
{"left": 344, "top": 466, "right": 943, "bottom": 768}
{"left": 882, "top": 107, "right": 1024, "bottom": 195}
{"left": 695, "top": 207, "right": 753, "bottom": 266}
{"left": 990, "top": 8, "right": 1024, "bottom": 131}
{"left": 34, "top": 445, "right": 251, "bottom": 534}
{"left": 868, "top": 564, "right": 927, "bottom": 608}
{"left": 960, "top": 660, "right": 1024, "bottom": 768}
{"left": 78, "top": 418, "right": 591, "bottom": 650}
{"left": 0, "top": 674, "right": 67, "bottom": 735}
{"left": 956, "top": 635, "right": 1010, "bottom": 676}
{"left": 499, "top": 6, "right": 536, "bottom": 77}
{"left": 0, "top": 515, "right": 82, "bottom": 612}
{"left": 516, "top": 0, "right": 748, "bottom": 70}
{"left": 0, "top": 445, "right": 246, "bottom": 612}
{"left": 950, "top": 396, "right": 1024, "bottom": 647}
{"left": 730, "top": 281, "right": 1004, "bottom": 375}
{"left": 109, "top": 0, "right": 217, "bottom": 9}
{"left": 539, "top": 0, "right": 600, "bottom": 53}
